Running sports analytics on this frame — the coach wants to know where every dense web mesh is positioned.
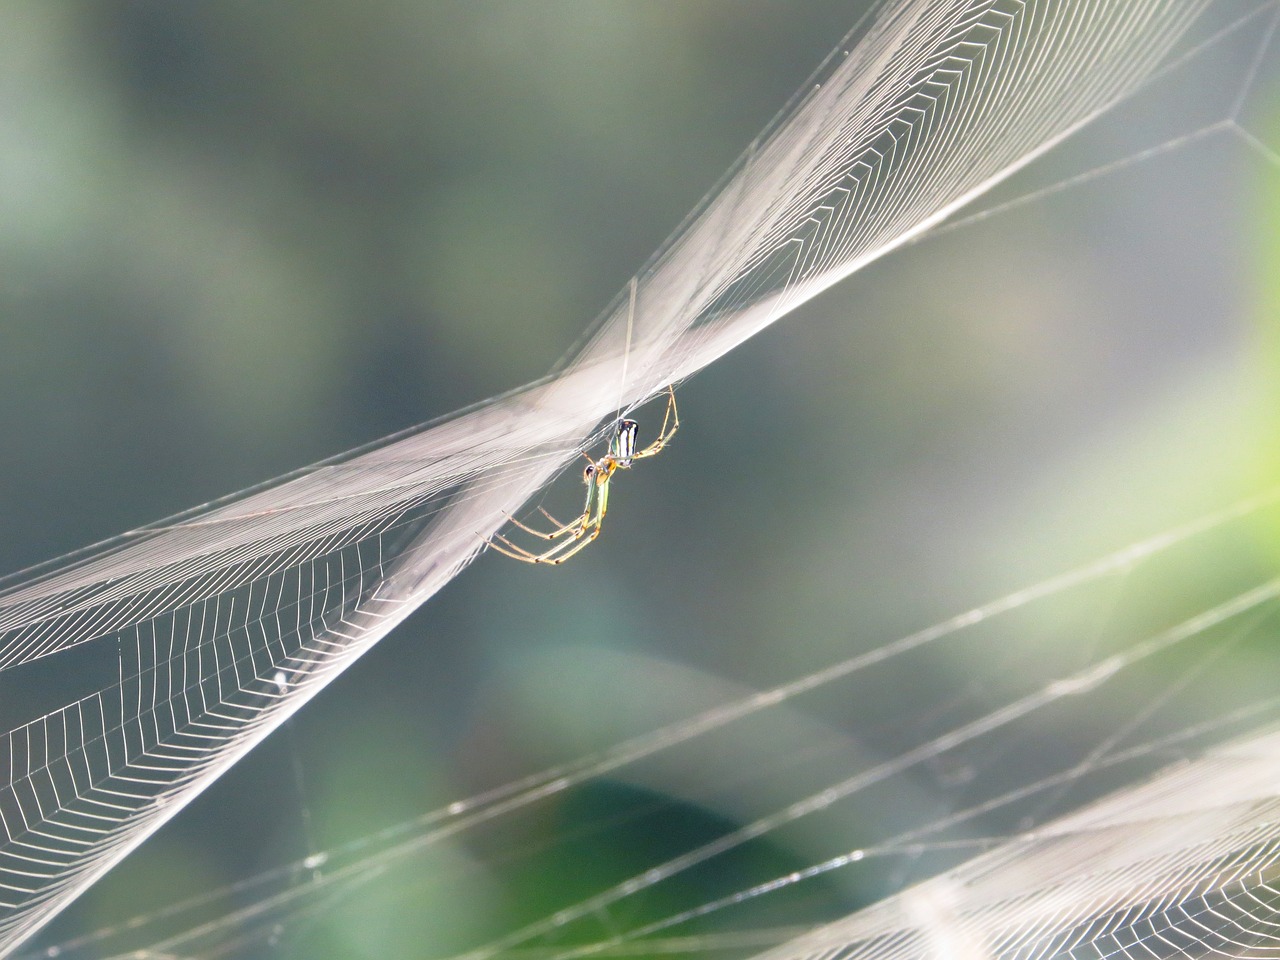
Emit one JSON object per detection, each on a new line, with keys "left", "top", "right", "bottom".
{"left": 3, "top": 0, "right": 1280, "bottom": 957}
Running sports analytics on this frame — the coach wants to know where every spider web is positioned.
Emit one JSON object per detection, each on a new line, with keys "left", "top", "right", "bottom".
{"left": 4, "top": 0, "right": 1280, "bottom": 957}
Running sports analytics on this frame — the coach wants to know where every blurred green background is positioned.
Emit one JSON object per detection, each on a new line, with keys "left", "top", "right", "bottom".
{"left": 4, "top": 1, "right": 1280, "bottom": 957}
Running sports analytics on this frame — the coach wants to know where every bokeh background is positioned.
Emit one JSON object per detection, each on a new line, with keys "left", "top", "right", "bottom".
{"left": 3, "top": 2, "right": 1280, "bottom": 957}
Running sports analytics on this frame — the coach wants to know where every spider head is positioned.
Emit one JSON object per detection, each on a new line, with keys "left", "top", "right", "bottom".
{"left": 582, "top": 458, "right": 618, "bottom": 486}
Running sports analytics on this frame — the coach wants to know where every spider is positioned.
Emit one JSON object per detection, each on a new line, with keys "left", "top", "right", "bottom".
{"left": 486, "top": 385, "right": 679, "bottom": 565}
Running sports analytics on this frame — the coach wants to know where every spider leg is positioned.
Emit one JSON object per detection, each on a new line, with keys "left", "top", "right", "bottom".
{"left": 537, "top": 505, "right": 568, "bottom": 526}
{"left": 535, "top": 504, "right": 599, "bottom": 535}
{"left": 489, "top": 511, "right": 601, "bottom": 564}
{"left": 532, "top": 496, "right": 607, "bottom": 563}
{"left": 535, "top": 524, "right": 602, "bottom": 565}
{"left": 503, "top": 464, "right": 600, "bottom": 540}
{"left": 628, "top": 385, "right": 680, "bottom": 461}
{"left": 486, "top": 516, "right": 598, "bottom": 561}
{"left": 510, "top": 473, "right": 611, "bottom": 563}
{"left": 484, "top": 531, "right": 551, "bottom": 564}
{"left": 506, "top": 508, "right": 585, "bottom": 541}
{"left": 485, "top": 468, "right": 607, "bottom": 561}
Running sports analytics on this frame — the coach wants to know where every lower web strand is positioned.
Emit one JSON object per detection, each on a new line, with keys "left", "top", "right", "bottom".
{"left": 35, "top": 487, "right": 1280, "bottom": 960}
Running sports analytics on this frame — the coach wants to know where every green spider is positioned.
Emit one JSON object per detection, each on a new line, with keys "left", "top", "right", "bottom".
{"left": 487, "top": 385, "right": 679, "bottom": 565}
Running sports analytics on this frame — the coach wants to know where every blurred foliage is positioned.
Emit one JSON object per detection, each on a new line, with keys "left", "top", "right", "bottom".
{"left": 3, "top": 2, "right": 1280, "bottom": 957}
